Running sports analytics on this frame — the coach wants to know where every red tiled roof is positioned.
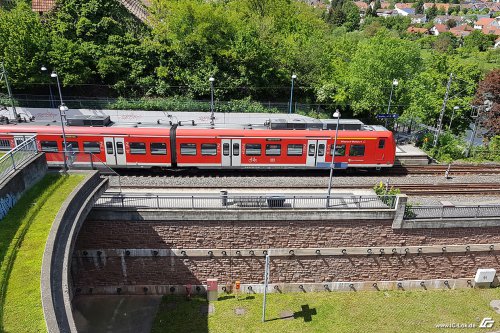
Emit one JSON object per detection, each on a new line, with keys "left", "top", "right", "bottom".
{"left": 395, "top": 2, "right": 413, "bottom": 9}
{"left": 475, "top": 18, "right": 495, "bottom": 27}
{"left": 407, "top": 26, "right": 429, "bottom": 34}
{"left": 31, "top": 0, "right": 56, "bottom": 13}
{"left": 433, "top": 24, "right": 449, "bottom": 33}
{"left": 482, "top": 26, "right": 500, "bottom": 36}
{"left": 424, "top": 3, "right": 450, "bottom": 11}
{"left": 354, "top": 1, "right": 368, "bottom": 9}
{"left": 450, "top": 24, "right": 474, "bottom": 32}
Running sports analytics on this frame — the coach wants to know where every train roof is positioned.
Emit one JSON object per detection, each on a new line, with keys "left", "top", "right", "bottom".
{"left": 0, "top": 123, "right": 392, "bottom": 139}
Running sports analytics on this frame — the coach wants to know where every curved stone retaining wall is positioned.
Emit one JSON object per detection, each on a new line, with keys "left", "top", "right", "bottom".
{"left": 41, "top": 171, "right": 108, "bottom": 333}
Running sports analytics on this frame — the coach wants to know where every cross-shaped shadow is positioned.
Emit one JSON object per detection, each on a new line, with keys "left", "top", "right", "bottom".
{"left": 294, "top": 304, "right": 317, "bottom": 322}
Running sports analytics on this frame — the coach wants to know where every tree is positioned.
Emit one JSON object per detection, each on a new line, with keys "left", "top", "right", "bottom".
{"left": 474, "top": 69, "right": 500, "bottom": 138}
{"left": 446, "top": 19, "right": 457, "bottom": 29}
{"left": 0, "top": 2, "right": 50, "bottom": 86}
{"left": 463, "top": 30, "right": 496, "bottom": 52}
{"left": 426, "top": 4, "right": 438, "bottom": 20}
{"left": 432, "top": 32, "right": 457, "bottom": 53}
{"left": 414, "top": 0, "right": 424, "bottom": 15}
{"left": 347, "top": 33, "right": 422, "bottom": 116}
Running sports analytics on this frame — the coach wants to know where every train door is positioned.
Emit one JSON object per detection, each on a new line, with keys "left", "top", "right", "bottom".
{"left": 104, "top": 137, "right": 126, "bottom": 166}
{"left": 221, "top": 139, "right": 241, "bottom": 167}
{"left": 306, "top": 139, "right": 327, "bottom": 167}
{"left": 377, "top": 138, "right": 386, "bottom": 162}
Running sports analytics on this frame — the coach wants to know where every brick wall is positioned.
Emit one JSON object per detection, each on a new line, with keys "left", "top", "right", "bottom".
{"left": 73, "top": 219, "right": 500, "bottom": 288}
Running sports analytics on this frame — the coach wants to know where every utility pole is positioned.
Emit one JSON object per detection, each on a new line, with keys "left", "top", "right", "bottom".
{"left": 433, "top": 73, "right": 453, "bottom": 147}
{"left": 0, "top": 62, "right": 19, "bottom": 121}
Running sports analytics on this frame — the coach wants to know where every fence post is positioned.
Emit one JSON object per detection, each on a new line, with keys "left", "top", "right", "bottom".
{"left": 157, "top": 195, "right": 160, "bottom": 209}
{"left": 440, "top": 206, "right": 444, "bottom": 219}
{"left": 475, "top": 205, "right": 480, "bottom": 218}
{"left": 191, "top": 196, "right": 195, "bottom": 210}
{"left": 120, "top": 194, "right": 124, "bottom": 208}
{"left": 9, "top": 152, "right": 15, "bottom": 170}
{"left": 292, "top": 196, "right": 295, "bottom": 209}
{"left": 90, "top": 153, "right": 94, "bottom": 170}
{"left": 357, "top": 195, "right": 361, "bottom": 209}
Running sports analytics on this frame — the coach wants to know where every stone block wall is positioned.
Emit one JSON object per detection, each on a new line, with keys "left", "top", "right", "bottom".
{"left": 72, "top": 218, "right": 500, "bottom": 290}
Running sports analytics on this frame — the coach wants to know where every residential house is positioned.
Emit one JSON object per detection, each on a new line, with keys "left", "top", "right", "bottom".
{"left": 407, "top": 26, "right": 430, "bottom": 34}
{"left": 424, "top": 3, "right": 451, "bottom": 13}
{"left": 434, "top": 15, "right": 464, "bottom": 25}
{"left": 410, "top": 14, "right": 427, "bottom": 24}
{"left": 31, "top": 0, "right": 55, "bottom": 14}
{"left": 450, "top": 24, "right": 475, "bottom": 37}
{"left": 354, "top": 1, "right": 369, "bottom": 13}
{"left": 494, "top": 36, "right": 500, "bottom": 48}
{"left": 474, "top": 17, "right": 500, "bottom": 29}
{"left": 482, "top": 26, "right": 500, "bottom": 35}
{"left": 376, "top": 8, "right": 397, "bottom": 17}
{"left": 396, "top": 7, "right": 416, "bottom": 16}
{"left": 430, "top": 23, "right": 449, "bottom": 35}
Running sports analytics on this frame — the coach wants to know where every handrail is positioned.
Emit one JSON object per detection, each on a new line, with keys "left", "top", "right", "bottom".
{"left": 95, "top": 193, "right": 398, "bottom": 210}
{"left": 0, "top": 135, "right": 38, "bottom": 181}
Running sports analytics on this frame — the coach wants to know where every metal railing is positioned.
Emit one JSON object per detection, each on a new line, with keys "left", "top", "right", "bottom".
{"left": 405, "top": 205, "right": 500, "bottom": 219}
{"left": 95, "top": 194, "right": 398, "bottom": 210}
{"left": 0, "top": 136, "right": 38, "bottom": 181}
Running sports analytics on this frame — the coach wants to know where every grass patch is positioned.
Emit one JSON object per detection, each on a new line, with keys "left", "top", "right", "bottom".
{"left": 0, "top": 173, "right": 84, "bottom": 333}
{"left": 152, "top": 289, "right": 500, "bottom": 333}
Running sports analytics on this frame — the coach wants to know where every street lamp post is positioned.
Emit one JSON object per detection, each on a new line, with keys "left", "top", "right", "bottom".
{"left": 448, "top": 106, "right": 460, "bottom": 131}
{"left": 209, "top": 77, "right": 215, "bottom": 127}
{"left": 386, "top": 79, "right": 398, "bottom": 129}
{"left": 327, "top": 110, "right": 341, "bottom": 205}
{"left": 289, "top": 74, "right": 297, "bottom": 114}
{"left": 41, "top": 66, "right": 68, "bottom": 171}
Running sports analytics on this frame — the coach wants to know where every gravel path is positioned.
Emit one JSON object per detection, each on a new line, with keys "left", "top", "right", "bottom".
{"left": 107, "top": 174, "right": 500, "bottom": 188}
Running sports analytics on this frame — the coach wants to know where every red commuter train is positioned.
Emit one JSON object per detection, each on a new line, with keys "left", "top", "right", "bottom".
{"left": 0, "top": 123, "right": 396, "bottom": 169}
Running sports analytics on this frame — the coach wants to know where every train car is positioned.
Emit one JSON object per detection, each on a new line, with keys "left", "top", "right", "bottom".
{"left": 0, "top": 122, "right": 395, "bottom": 169}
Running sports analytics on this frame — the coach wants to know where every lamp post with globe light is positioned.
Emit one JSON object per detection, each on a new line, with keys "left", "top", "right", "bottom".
{"left": 385, "top": 79, "right": 398, "bottom": 128}
{"left": 209, "top": 77, "right": 215, "bottom": 126}
{"left": 289, "top": 74, "right": 297, "bottom": 114}
{"left": 327, "top": 109, "right": 341, "bottom": 205}
{"left": 41, "top": 66, "right": 68, "bottom": 171}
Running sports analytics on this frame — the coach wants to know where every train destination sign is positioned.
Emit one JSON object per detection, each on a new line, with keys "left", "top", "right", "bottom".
{"left": 376, "top": 113, "right": 399, "bottom": 119}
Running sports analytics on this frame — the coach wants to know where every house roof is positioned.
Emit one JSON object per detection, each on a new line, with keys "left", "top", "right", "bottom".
{"left": 31, "top": 0, "right": 56, "bottom": 12}
{"left": 482, "top": 26, "right": 500, "bottom": 35}
{"left": 450, "top": 24, "right": 475, "bottom": 32}
{"left": 354, "top": 1, "right": 369, "bottom": 9}
{"left": 424, "top": 3, "right": 451, "bottom": 10}
{"left": 395, "top": 2, "right": 414, "bottom": 9}
{"left": 475, "top": 17, "right": 495, "bottom": 26}
{"left": 407, "top": 26, "right": 429, "bottom": 33}
{"left": 433, "top": 24, "right": 449, "bottom": 32}
{"left": 380, "top": 1, "right": 391, "bottom": 9}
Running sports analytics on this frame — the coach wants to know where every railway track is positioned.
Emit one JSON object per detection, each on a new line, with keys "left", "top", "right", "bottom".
{"left": 111, "top": 183, "right": 500, "bottom": 196}
{"left": 111, "top": 164, "right": 500, "bottom": 177}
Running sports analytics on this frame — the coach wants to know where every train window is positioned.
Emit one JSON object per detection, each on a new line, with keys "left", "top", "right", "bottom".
{"left": 308, "top": 144, "right": 315, "bottom": 156}
{"left": 83, "top": 141, "right": 101, "bottom": 154}
{"left": 150, "top": 142, "right": 167, "bottom": 155}
{"left": 378, "top": 139, "right": 385, "bottom": 149}
{"left": 349, "top": 144, "right": 365, "bottom": 157}
{"left": 201, "top": 143, "right": 217, "bottom": 156}
{"left": 330, "top": 144, "right": 346, "bottom": 156}
{"left": 245, "top": 144, "right": 261, "bottom": 156}
{"left": 223, "top": 143, "right": 229, "bottom": 156}
{"left": 0, "top": 139, "right": 11, "bottom": 150}
{"left": 180, "top": 143, "right": 197, "bottom": 156}
{"left": 41, "top": 141, "right": 59, "bottom": 152}
{"left": 106, "top": 142, "right": 113, "bottom": 154}
{"left": 287, "top": 144, "right": 303, "bottom": 156}
{"left": 130, "top": 142, "right": 146, "bottom": 154}
{"left": 318, "top": 144, "right": 325, "bottom": 156}
{"left": 116, "top": 142, "right": 124, "bottom": 154}
{"left": 233, "top": 143, "right": 240, "bottom": 156}
{"left": 66, "top": 141, "right": 79, "bottom": 152}
{"left": 266, "top": 144, "right": 281, "bottom": 156}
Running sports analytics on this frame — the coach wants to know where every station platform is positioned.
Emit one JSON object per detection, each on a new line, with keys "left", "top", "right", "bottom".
{"left": 395, "top": 144, "right": 429, "bottom": 166}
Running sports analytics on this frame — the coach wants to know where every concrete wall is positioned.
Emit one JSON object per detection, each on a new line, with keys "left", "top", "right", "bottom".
{"left": 41, "top": 171, "right": 109, "bottom": 333}
{"left": 73, "top": 212, "right": 500, "bottom": 294}
{"left": 0, "top": 153, "right": 47, "bottom": 220}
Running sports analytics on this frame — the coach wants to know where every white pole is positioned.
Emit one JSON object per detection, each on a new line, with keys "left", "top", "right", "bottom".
{"left": 262, "top": 253, "right": 270, "bottom": 322}
{"left": 327, "top": 110, "right": 341, "bottom": 207}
